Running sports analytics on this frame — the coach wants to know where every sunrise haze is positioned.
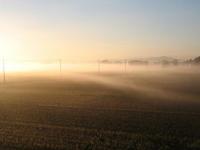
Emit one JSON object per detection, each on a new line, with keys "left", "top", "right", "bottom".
{"left": 0, "top": 0, "right": 200, "bottom": 61}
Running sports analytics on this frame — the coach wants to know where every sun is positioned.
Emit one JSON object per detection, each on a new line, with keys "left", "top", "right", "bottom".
{"left": 0, "top": 34, "right": 22, "bottom": 59}
{"left": 0, "top": 34, "right": 26, "bottom": 72}
{"left": 0, "top": 35, "right": 7, "bottom": 55}
{"left": 0, "top": 34, "right": 13, "bottom": 58}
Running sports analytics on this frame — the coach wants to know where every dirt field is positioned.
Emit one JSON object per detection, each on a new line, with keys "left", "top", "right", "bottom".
{"left": 0, "top": 66, "right": 200, "bottom": 150}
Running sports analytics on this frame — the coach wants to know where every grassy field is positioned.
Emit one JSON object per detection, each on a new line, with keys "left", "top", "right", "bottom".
{"left": 0, "top": 66, "right": 200, "bottom": 150}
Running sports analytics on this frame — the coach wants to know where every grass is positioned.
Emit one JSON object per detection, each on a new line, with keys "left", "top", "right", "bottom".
{"left": 0, "top": 67, "right": 200, "bottom": 149}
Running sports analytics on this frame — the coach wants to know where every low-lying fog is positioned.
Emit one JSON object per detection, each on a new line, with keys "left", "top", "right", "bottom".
{"left": 1, "top": 63, "right": 200, "bottom": 112}
{"left": 3, "top": 61, "right": 200, "bottom": 73}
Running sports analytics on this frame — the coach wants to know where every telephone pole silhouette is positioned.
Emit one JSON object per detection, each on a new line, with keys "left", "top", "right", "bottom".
{"left": 59, "top": 59, "right": 62, "bottom": 78}
{"left": 2, "top": 57, "right": 6, "bottom": 83}
{"left": 98, "top": 60, "right": 101, "bottom": 73}
{"left": 124, "top": 59, "right": 127, "bottom": 73}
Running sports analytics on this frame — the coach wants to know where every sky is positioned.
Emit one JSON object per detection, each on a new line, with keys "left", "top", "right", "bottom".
{"left": 0, "top": 0, "right": 200, "bottom": 61}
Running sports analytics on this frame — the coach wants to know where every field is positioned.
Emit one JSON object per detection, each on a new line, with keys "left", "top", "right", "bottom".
{"left": 0, "top": 65, "right": 200, "bottom": 150}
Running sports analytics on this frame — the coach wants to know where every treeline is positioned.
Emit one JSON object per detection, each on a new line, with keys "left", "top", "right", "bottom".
{"left": 100, "top": 56, "right": 200, "bottom": 66}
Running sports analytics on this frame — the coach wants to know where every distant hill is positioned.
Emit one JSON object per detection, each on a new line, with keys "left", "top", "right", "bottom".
{"left": 128, "top": 60, "right": 148, "bottom": 65}
{"left": 100, "top": 56, "right": 179, "bottom": 65}
{"left": 99, "top": 56, "right": 200, "bottom": 65}
{"left": 143, "top": 56, "right": 179, "bottom": 65}
{"left": 145, "top": 56, "right": 178, "bottom": 63}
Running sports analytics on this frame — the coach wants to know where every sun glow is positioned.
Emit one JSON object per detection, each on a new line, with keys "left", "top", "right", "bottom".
{"left": 4, "top": 62, "right": 52, "bottom": 72}
{"left": 0, "top": 35, "right": 11, "bottom": 56}
{"left": 0, "top": 34, "right": 22, "bottom": 59}
{"left": 5, "top": 63, "right": 33, "bottom": 72}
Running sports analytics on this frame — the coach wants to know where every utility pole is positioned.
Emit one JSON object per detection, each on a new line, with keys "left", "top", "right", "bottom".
{"left": 59, "top": 59, "right": 62, "bottom": 78}
{"left": 98, "top": 60, "right": 101, "bottom": 73}
{"left": 2, "top": 57, "right": 5, "bottom": 83}
{"left": 124, "top": 59, "right": 127, "bottom": 73}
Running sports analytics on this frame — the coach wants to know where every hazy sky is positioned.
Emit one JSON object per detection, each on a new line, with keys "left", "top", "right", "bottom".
{"left": 0, "top": 0, "right": 200, "bottom": 61}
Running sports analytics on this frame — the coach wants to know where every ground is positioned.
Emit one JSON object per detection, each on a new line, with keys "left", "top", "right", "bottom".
{"left": 0, "top": 66, "right": 200, "bottom": 150}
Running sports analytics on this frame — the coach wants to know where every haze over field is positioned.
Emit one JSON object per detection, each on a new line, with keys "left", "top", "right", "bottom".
{"left": 0, "top": 0, "right": 200, "bottom": 150}
{"left": 0, "top": 66, "right": 200, "bottom": 149}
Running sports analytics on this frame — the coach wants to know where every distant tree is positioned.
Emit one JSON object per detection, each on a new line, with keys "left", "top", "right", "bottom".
{"left": 193, "top": 56, "right": 200, "bottom": 64}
